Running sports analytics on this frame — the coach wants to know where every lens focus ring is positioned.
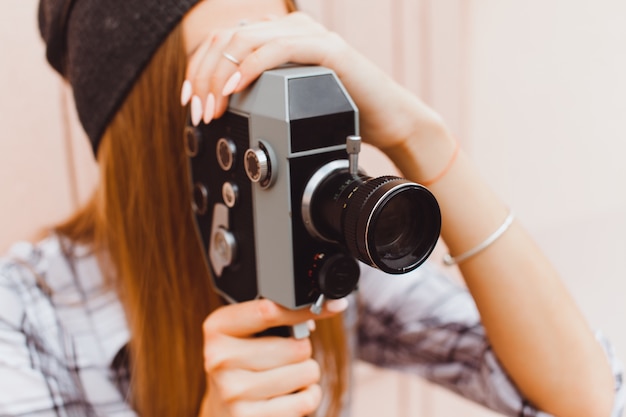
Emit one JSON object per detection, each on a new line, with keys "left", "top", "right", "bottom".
{"left": 343, "top": 176, "right": 397, "bottom": 267}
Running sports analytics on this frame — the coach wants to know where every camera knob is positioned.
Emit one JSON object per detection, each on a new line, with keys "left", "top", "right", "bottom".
{"left": 311, "top": 252, "right": 360, "bottom": 300}
{"left": 211, "top": 227, "right": 237, "bottom": 276}
{"left": 184, "top": 126, "right": 203, "bottom": 157}
{"left": 244, "top": 142, "right": 275, "bottom": 188}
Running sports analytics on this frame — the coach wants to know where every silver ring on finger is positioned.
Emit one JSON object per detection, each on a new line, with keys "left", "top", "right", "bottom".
{"left": 222, "top": 51, "right": 241, "bottom": 66}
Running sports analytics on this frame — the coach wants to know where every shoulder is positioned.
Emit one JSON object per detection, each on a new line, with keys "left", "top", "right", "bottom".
{"left": 0, "top": 236, "right": 134, "bottom": 416}
{"left": 0, "top": 233, "right": 130, "bottom": 369}
{"left": 1, "top": 234, "right": 105, "bottom": 298}
{"left": 0, "top": 238, "right": 56, "bottom": 328}
{"left": 0, "top": 234, "right": 119, "bottom": 345}
{"left": 0, "top": 235, "right": 86, "bottom": 333}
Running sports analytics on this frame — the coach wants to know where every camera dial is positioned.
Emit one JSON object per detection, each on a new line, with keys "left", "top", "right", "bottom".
{"left": 216, "top": 138, "right": 236, "bottom": 171}
{"left": 308, "top": 252, "right": 360, "bottom": 300}
{"left": 244, "top": 141, "right": 276, "bottom": 189}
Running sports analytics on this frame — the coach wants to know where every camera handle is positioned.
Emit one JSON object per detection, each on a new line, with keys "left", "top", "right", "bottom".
{"left": 261, "top": 294, "right": 322, "bottom": 341}
{"left": 310, "top": 293, "right": 326, "bottom": 315}
{"left": 257, "top": 322, "right": 310, "bottom": 339}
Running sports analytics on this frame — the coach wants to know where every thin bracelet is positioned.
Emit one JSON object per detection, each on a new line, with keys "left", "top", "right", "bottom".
{"left": 443, "top": 211, "right": 515, "bottom": 266}
{"left": 422, "top": 140, "right": 460, "bottom": 187}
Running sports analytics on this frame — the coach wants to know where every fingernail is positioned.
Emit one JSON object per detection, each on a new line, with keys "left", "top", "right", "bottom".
{"left": 180, "top": 80, "right": 192, "bottom": 106}
{"left": 191, "top": 95, "right": 203, "bottom": 126}
{"left": 203, "top": 93, "right": 215, "bottom": 124}
{"left": 326, "top": 298, "right": 349, "bottom": 313}
{"left": 222, "top": 71, "right": 241, "bottom": 96}
{"left": 307, "top": 319, "right": 316, "bottom": 332}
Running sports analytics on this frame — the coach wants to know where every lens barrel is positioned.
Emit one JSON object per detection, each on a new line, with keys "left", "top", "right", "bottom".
{"left": 302, "top": 164, "right": 441, "bottom": 274}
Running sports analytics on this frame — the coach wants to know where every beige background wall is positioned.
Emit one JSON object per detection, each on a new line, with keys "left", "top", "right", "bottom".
{"left": 2, "top": 1, "right": 625, "bottom": 416}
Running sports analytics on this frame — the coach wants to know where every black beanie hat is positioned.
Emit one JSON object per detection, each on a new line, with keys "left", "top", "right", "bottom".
{"left": 38, "top": 0, "right": 201, "bottom": 155}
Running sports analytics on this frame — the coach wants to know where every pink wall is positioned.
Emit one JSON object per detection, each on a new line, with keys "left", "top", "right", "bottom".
{"left": 0, "top": 0, "right": 97, "bottom": 251}
{"left": 2, "top": 1, "right": 625, "bottom": 416}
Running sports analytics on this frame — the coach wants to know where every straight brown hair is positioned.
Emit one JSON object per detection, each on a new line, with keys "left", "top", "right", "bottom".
{"left": 55, "top": 2, "right": 350, "bottom": 416}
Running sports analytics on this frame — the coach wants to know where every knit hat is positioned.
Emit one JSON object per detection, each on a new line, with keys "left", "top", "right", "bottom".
{"left": 38, "top": 0, "right": 201, "bottom": 155}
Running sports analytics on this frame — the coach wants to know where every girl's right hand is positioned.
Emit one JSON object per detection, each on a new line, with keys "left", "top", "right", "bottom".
{"left": 198, "top": 297, "right": 349, "bottom": 417}
{"left": 183, "top": 12, "right": 447, "bottom": 162}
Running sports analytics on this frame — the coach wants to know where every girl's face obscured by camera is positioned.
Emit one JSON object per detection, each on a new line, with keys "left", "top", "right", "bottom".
{"left": 182, "top": 0, "right": 290, "bottom": 55}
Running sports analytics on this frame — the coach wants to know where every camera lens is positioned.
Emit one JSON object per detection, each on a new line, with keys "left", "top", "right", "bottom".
{"left": 302, "top": 164, "right": 441, "bottom": 274}
{"left": 348, "top": 178, "right": 441, "bottom": 273}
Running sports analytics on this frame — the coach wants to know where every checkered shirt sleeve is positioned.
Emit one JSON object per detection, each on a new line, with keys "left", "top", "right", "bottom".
{"left": 356, "top": 263, "right": 625, "bottom": 417}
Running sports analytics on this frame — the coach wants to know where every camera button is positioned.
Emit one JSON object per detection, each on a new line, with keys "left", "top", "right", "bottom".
{"left": 222, "top": 182, "right": 238, "bottom": 208}
{"left": 191, "top": 182, "right": 209, "bottom": 215}
{"left": 185, "top": 126, "right": 203, "bottom": 157}
{"left": 216, "top": 138, "right": 237, "bottom": 171}
{"left": 213, "top": 228, "right": 236, "bottom": 269}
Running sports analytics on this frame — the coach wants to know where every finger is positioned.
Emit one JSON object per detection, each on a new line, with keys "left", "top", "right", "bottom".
{"left": 187, "top": 15, "right": 279, "bottom": 86}
{"left": 203, "top": 298, "right": 348, "bottom": 338}
{"left": 213, "top": 359, "right": 321, "bottom": 402}
{"left": 182, "top": 34, "right": 216, "bottom": 107}
{"left": 228, "top": 384, "right": 322, "bottom": 417}
{"left": 188, "top": 29, "right": 236, "bottom": 120}
{"left": 185, "top": 33, "right": 215, "bottom": 83}
{"left": 210, "top": 14, "right": 328, "bottom": 115}
{"left": 207, "top": 25, "right": 285, "bottom": 114}
{"left": 236, "top": 33, "right": 342, "bottom": 93}
{"left": 203, "top": 333, "right": 312, "bottom": 372}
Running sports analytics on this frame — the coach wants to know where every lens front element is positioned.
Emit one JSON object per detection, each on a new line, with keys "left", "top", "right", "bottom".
{"left": 344, "top": 176, "right": 441, "bottom": 273}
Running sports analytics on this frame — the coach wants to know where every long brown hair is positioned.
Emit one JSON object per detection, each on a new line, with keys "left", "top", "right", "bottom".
{"left": 55, "top": 2, "right": 349, "bottom": 416}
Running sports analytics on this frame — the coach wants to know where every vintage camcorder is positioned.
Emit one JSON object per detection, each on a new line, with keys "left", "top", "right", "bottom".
{"left": 186, "top": 66, "right": 441, "bottom": 328}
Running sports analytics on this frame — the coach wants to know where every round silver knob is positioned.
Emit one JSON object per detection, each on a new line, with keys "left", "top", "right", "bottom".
{"left": 212, "top": 227, "right": 237, "bottom": 269}
{"left": 244, "top": 146, "right": 270, "bottom": 185}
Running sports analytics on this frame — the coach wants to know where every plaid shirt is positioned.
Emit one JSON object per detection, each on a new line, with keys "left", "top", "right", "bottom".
{"left": 0, "top": 235, "right": 623, "bottom": 416}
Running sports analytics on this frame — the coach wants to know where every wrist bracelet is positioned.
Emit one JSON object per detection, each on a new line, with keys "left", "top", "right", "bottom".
{"left": 443, "top": 211, "right": 515, "bottom": 266}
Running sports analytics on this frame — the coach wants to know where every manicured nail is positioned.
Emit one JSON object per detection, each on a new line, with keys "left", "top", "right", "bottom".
{"left": 326, "top": 298, "right": 349, "bottom": 313}
{"left": 222, "top": 71, "right": 241, "bottom": 96}
{"left": 191, "top": 95, "right": 203, "bottom": 126}
{"left": 203, "top": 93, "right": 215, "bottom": 124}
{"left": 180, "top": 80, "right": 192, "bottom": 106}
{"left": 307, "top": 319, "right": 316, "bottom": 332}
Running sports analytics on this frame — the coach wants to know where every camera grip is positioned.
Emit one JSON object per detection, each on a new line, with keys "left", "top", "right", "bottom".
{"left": 256, "top": 322, "right": 310, "bottom": 339}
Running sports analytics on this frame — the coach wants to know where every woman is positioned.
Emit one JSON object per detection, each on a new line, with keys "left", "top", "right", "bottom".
{"left": 0, "top": 0, "right": 622, "bottom": 416}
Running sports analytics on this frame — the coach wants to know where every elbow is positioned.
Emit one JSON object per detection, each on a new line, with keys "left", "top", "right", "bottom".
{"left": 568, "top": 394, "right": 615, "bottom": 417}
{"left": 536, "top": 373, "right": 617, "bottom": 417}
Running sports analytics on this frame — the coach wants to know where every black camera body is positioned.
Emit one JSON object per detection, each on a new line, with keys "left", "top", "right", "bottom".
{"left": 187, "top": 66, "right": 441, "bottom": 313}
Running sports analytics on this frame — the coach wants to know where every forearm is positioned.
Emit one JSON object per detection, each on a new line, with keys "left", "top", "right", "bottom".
{"left": 383, "top": 124, "right": 615, "bottom": 417}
